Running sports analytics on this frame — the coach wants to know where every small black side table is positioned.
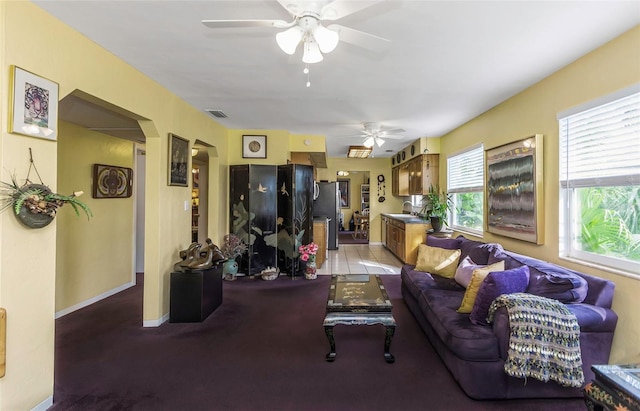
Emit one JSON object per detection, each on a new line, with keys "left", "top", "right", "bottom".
{"left": 170, "top": 264, "right": 223, "bottom": 323}
{"left": 583, "top": 364, "right": 640, "bottom": 411}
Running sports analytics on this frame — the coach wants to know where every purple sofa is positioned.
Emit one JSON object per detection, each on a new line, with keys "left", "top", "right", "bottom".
{"left": 401, "top": 235, "right": 618, "bottom": 399}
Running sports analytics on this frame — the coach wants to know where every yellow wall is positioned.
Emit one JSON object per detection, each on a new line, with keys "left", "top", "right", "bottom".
{"left": 1, "top": 2, "right": 229, "bottom": 408}
{"left": 438, "top": 26, "right": 640, "bottom": 363}
{"left": 227, "top": 129, "right": 291, "bottom": 165}
{"left": 56, "top": 122, "right": 135, "bottom": 312}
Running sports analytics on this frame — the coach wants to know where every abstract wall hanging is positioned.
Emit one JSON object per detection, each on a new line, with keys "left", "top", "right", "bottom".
{"left": 485, "top": 134, "right": 544, "bottom": 244}
{"left": 92, "top": 164, "right": 133, "bottom": 198}
{"left": 8, "top": 66, "right": 59, "bottom": 141}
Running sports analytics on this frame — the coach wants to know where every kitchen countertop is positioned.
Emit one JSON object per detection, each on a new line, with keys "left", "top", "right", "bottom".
{"left": 381, "top": 213, "right": 430, "bottom": 224}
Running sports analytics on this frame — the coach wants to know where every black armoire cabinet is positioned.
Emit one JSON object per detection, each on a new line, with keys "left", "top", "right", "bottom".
{"left": 276, "top": 164, "right": 314, "bottom": 276}
{"left": 229, "top": 165, "right": 277, "bottom": 276}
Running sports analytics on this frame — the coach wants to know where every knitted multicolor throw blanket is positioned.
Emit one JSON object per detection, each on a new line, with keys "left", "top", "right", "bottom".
{"left": 487, "top": 293, "right": 584, "bottom": 387}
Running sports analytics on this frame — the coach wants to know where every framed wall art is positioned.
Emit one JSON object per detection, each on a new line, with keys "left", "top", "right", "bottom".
{"left": 8, "top": 66, "right": 59, "bottom": 141}
{"left": 92, "top": 164, "right": 133, "bottom": 198}
{"left": 338, "top": 179, "right": 350, "bottom": 208}
{"left": 168, "top": 133, "right": 189, "bottom": 187}
{"left": 242, "top": 135, "right": 267, "bottom": 159}
{"left": 485, "top": 134, "right": 544, "bottom": 244}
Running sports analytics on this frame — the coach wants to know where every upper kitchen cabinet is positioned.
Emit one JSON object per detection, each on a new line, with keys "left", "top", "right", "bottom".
{"left": 392, "top": 154, "right": 439, "bottom": 196}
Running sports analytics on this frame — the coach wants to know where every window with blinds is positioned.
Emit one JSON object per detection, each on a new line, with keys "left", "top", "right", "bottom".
{"left": 447, "top": 145, "right": 484, "bottom": 234}
{"left": 558, "top": 87, "right": 640, "bottom": 275}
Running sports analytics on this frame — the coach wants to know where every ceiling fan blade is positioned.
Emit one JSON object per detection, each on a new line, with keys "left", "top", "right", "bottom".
{"left": 381, "top": 127, "right": 406, "bottom": 134}
{"left": 321, "top": 0, "right": 384, "bottom": 21}
{"left": 276, "top": 0, "right": 303, "bottom": 17}
{"left": 328, "top": 24, "right": 390, "bottom": 52}
{"left": 202, "top": 19, "right": 291, "bottom": 29}
{"left": 379, "top": 134, "right": 404, "bottom": 140}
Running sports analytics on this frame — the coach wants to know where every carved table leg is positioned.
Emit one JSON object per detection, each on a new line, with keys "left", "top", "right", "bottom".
{"left": 324, "top": 325, "right": 336, "bottom": 362}
{"left": 384, "top": 325, "right": 395, "bottom": 363}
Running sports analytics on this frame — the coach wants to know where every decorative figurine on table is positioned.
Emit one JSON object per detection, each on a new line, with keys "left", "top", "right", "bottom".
{"left": 174, "top": 238, "right": 226, "bottom": 272}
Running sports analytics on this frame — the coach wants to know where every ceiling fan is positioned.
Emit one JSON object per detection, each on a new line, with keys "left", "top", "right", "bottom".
{"left": 352, "top": 122, "right": 406, "bottom": 148}
{"left": 202, "top": 0, "right": 390, "bottom": 64}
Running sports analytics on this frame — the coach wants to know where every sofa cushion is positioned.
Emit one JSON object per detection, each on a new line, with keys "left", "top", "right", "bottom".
{"left": 454, "top": 256, "right": 482, "bottom": 288}
{"left": 469, "top": 266, "right": 530, "bottom": 325}
{"left": 527, "top": 271, "right": 588, "bottom": 303}
{"left": 457, "top": 235, "right": 502, "bottom": 265}
{"left": 457, "top": 261, "right": 505, "bottom": 313}
{"left": 417, "top": 287, "right": 500, "bottom": 361}
{"left": 487, "top": 248, "right": 524, "bottom": 270}
{"left": 415, "top": 244, "right": 461, "bottom": 278}
{"left": 426, "top": 236, "right": 462, "bottom": 250}
{"left": 401, "top": 265, "right": 464, "bottom": 302}
{"left": 490, "top": 250, "right": 589, "bottom": 304}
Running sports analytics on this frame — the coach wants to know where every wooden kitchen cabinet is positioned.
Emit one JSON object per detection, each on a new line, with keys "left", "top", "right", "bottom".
{"left": 384, "top": 217, "right": 429, "bottom": 264}
{"left": 313, "top": 219, "right": 327, "bottom": 268}
{"left": 391, "top": 154, "right": 439, "bottom": 196}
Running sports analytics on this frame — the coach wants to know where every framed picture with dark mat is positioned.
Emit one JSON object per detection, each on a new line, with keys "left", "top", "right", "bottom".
{"left": 92, "top": 164, "right": 133, "bottom": 198}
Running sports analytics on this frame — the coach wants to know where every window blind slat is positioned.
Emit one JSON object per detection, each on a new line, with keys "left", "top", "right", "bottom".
{"left": 448, "top": 146, "right": 484, "bottom": 192}
{"left": 560, "top": 91, "right": 640, "bottom": 183}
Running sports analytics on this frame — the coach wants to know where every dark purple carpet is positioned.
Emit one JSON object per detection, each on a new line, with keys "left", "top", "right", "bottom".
{"left": 51, "top": 274, "right": 585, "bottom": 411}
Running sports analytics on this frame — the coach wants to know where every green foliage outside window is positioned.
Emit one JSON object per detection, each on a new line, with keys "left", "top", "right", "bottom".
{"left": 578, "top": 186, "right": 640, "bottom": 262}
{"left": 452, "top": 192, "right": 483, "bottom": 231}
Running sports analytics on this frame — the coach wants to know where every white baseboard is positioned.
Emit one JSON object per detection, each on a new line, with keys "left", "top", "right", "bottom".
{"left": 31, "top": 395, "right": 53, "bottom": 411}
{"left": 55, "top": 281, "right": 135, "bottom": 319}
{"left": 143, "top": 313, "right": 169, "bottom": 327}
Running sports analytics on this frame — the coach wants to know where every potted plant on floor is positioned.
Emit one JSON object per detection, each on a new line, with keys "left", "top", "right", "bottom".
{"left": 422, "top": 185, "right": 454, "bottom": 232}
{"left": 220, "top": 233, "right": 247, "bottom": 280}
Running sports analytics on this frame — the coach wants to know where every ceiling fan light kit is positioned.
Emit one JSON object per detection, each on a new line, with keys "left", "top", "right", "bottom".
{"left": 302, "top": 36, "right": 324, "bottom": 64}
{"left": 276, "top": 26, "right": 304, "bottom": 55}
{"left": 202, "top": 0, "right": 388, "bottom": 67}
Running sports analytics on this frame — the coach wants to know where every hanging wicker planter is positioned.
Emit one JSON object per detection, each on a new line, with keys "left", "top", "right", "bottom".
{"left": 14, "top": 184, "right": 55, "bottom": 229}
{"left": 1, "top": 149, "right": 92, "bottom": 229}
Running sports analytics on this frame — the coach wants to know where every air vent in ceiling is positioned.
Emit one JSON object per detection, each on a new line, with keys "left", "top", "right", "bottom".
{"left": 205, "top": 109, "right": 228, "bottom": 118}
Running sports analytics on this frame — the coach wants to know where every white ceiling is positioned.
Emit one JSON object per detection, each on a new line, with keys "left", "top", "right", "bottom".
{"left": 32, "top": 0, "right": 640, "bottom": 158}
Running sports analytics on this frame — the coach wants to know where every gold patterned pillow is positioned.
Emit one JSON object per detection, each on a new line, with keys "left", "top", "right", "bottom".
{"left": 415, "top": 244, "right": 461, "bottom": 279}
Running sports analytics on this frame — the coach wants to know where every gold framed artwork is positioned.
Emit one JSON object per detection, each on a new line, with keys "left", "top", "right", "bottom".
{"left": 242, "top": 135, "right": 267, "bottom": 158}
{"left": 485, "top": 134, "right": 544, "bottom": 244}
{"left": 8, "top": 66, "right": 59, "bottom": 141}
{"left": 168, "top": 133, "right": 189, "bottom": 187}
{"left": 92, "top": 164, "right": 133, "bottom": 198}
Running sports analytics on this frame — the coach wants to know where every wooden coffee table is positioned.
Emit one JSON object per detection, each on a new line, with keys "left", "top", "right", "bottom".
{"left": 323, "top": 274, "right": 396, "bottom": 363}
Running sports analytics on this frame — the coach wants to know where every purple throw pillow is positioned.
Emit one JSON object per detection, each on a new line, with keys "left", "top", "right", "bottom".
{"left": 469, "top": 265, "right": 530, "bottom": 325}
{"left": 426, "top": 236, "right": 462, "bottom": 250}
{"left": 454, "top": 256, "right": 481, "bottom": 288}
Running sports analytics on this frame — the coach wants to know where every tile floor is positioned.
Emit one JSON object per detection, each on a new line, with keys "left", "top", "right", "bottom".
{"left": 316, "top": 244, "right": 403, "bottom": 275}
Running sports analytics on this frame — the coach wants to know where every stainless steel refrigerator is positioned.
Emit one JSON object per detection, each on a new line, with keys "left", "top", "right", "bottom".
{"left": 313, "top": 181, "right": 340, "bottom": 250}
